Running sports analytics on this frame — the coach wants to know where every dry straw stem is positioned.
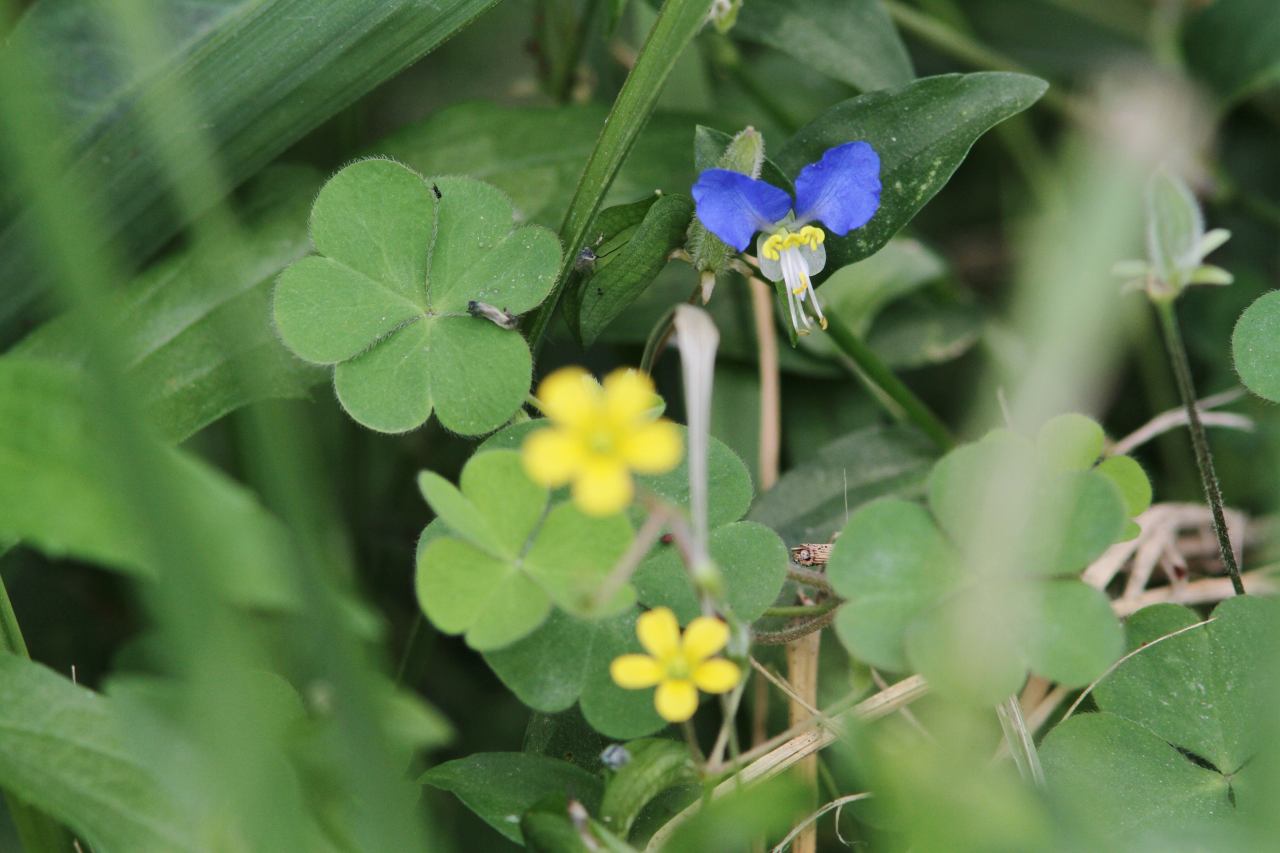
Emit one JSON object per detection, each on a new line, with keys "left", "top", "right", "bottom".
{"left": 1108, "top": 387, "right": 1251, "bottom": 457}
{"left": 648, "top": 676, "right": 928, "bottom": 850}
{"left": 771, "top": 792, "right": 872, "bottom": 853}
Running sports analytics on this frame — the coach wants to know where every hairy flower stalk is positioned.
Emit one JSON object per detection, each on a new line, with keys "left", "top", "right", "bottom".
{"left": 673, "top": 305, "right": 719, "bottom": 584}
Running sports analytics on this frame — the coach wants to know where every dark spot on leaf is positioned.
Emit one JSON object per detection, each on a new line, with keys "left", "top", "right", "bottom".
{"left": 431, "top": 183, "right": 442, "bottom": 199}
{"left": 1176, "top": 746, "right": 1221, "bottom": 774}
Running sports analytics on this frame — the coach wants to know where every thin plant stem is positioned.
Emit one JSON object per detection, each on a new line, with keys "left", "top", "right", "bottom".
{"left": 824, "top": 314, "right": 955, "bottom": 451}
{"left": 548, "top": 0, "right": 601, "bottom": 103}
{"left": 753, "top": 608, "right": 840, "bottom": 645}
{"left": 763, "top": 601, "right": 841, "bottom": 619}
{"left": 785, "top": 630, "right": 821, "bottom": 853}
{"left": 0, "top": 566, "right": 29, "bottom": 658}
{"left": 1155, "top": 301, "right": 1245, "bottom": 596}
{"left": 771, "top": 793, "right": 872, "bottom": 853}
{"left": 526, "top": 0, "right": 711, "bottom": 349}
{"left": 750, "top": 276, "right": 781, "bottom": 491}
{"left": 786, "top": 566, "right": 834, "bottom": 594}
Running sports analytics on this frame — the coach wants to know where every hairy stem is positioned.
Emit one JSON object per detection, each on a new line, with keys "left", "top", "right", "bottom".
{"left": 1155, "top": 301, "right": 1245, "bottom": 596}
{"left": 825, "top": 314, "right": 955, "bottom": 451}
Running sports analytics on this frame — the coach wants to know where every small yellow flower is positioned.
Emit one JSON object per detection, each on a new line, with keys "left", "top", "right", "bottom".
{"left": 522, "top": 367, "right": 682, "bottom": 516}
{"left": 609, "top": 607, "right": 741, "bottom": 723}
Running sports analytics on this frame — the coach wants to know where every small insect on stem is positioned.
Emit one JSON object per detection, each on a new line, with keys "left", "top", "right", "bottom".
{"left": 790, "top": 543, "right": 833, "bottom": 567}
{"left": 467, "top": 300, "right": 520, "bottom": 330}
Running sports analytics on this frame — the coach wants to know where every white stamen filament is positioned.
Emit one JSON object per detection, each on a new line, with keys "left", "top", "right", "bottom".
{"left": 779, "top": 246, "right": 825, "bottom": 333}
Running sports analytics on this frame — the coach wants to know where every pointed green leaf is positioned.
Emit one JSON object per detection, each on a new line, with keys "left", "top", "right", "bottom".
{"left": 777, "top": 73, "right": 1048, "bottom": 270}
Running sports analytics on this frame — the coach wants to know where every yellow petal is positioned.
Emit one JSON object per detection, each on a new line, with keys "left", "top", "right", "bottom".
{"left": 603, "top": 369, "right": 658, "bottom": 423}
{"left": 692, "top": 659, "right": 741, "bottom": 694}
{"left": 654, "top": 679, "right": 698, "bottom": 722}
{"left": 610, "top": 654, "right": 664, "bottom": 689}
{"left": 571, "top": 459, "right": 633, "bottom": 516}
{"left": 521, "top": 427, "right": 584, "bottom": 487}
{"left": 636, "top": 607, "right": 680, "bottom": 660}
{"left": 620, "top": 419, "right": 682, "bottom": 474}
{"left": 536, "top": 367, "right": 599, "bottom": 426}
{"left": 682, "top": 616, "right": 729, "bottom": 662}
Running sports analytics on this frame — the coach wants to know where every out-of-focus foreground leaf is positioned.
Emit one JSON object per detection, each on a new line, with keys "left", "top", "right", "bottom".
{"left": 0, "top": 358, "right": 298, "bottom": 607}
{"left": 0, "top": 654, "right": 189, "bottom": 852}
{"left": 0, "top": 0, "right": 503, "bottom": 323}
{"left": 1183, "top": 0, "right": 1280, "bottom": 104}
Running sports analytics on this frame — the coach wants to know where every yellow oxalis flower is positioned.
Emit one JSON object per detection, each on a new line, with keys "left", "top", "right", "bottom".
{"left": 522, "top": 367, "right": 682, "bottom": 516}
{"left": 609, "top": 607, "right": 741, "bottom": 723}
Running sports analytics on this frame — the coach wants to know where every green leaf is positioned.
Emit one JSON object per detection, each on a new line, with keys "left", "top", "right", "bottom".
{"left": 0, "top": 0, "right": 502, "bottom": 322}
{"left": 1183, "top": 0, "right": 1280, "bottom": 103}
{"left": 1095, "top": 455, "right": 1153, "bottom": 518}
{"left": 748, "top": 424, "right": 937, "bottom": 545}
{"left": 0, "top": 358, "right": 298, "bottom": 608}
{"left": 1041, "top": 713, "right": 1231, "bottom": 843}
{"left": 1025, "top": 580, "right": 1123, "bottom": 687}
{"left": 421, "top": 753, "right": 603, "bottom": 845}
{"left": 1232, "top": 290, "right": 1280, "bottom": 402}
{"left": 1041, "top": 597, "right": 1279, "bottom": 845}
{"left": 599, "top": 739, "right": 696, "bottom": 840}
{"left": 1036, "top": 413, "right": 1105, "bottom": 472}
{"left": 13, "top": 165, "right": 323, "bottom": 443}
{"left": 734, "top": 0, "right": 915, "bottom": 91}
{"left": 572, "top": 193, "right": 695, "bottom": 346}
{"left": 777, "top": 73, "right": 1048, "bottom": 270}
{"left": 634, "top": 520, "right": 788, "bottom": 623}
{"left": 274, "top": 161, "right": 560, "bottom": 434}
{"left": 416, "top": 450, "right": 633, "bottom": 650}
{"left": 0, "top": 655, "right": 188, "bottom": 852}
{"left": 828, "top": 499, "right": 958, "bottom": 672}
{"left": 486, "top": 610, "right": 597, "bottom": 714}
{"left": 1095, "top": 597, "right": 1276, "bottom": 774}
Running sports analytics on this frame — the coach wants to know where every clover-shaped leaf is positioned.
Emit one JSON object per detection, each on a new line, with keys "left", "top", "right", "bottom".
{"left": 415, "top": 450, "right": 633, "bottom": 651}
{"left": 1041, "top": 597, "right": 1278, "bottom": 845}
{"left": 274, "top": 159, "right": 561, "bottom": 434}
{"left": 828, "top": 416, "right": 1146, "bottom": 704}
{"left": 477, "top": 425, "right": 777, "bottom": 738}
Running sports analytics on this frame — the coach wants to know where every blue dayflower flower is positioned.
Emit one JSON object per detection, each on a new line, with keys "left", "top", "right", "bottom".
{"left": 691, "top": 141, "right": 882, "bottom": 334}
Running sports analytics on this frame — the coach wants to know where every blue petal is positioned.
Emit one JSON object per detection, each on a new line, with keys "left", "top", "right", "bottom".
{"left": 793, "top": 142, "right": 881, "bottom": 236}
{"left": 691, "top": 169, "right": 792, "bottom": 251}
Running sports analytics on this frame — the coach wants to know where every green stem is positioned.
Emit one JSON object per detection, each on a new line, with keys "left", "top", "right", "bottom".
{"left": 763, "top": 601, "right": 841, "bottom": 619}
{"left": 549, "top": 0, "right": 601, "bottom": 103}
{"left": 824, "top": 314, "right": 955, "bottom": 451}
{"left": 1155, "top": 300, "right": 1245, "bottom": 596}
{"left": 0, "top": 564, "right": 28, "bottom": 658}
{"left": 525, "top": 0, "right": 711, "bottom": 348}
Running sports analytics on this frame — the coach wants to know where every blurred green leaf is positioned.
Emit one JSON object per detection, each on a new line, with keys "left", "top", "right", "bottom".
{"left": 777, "top": 72, "right": 1048, "bottom": 270}
{"left": 829, "top": 498, "right": 959, "bottom": 672}
{"left": 1233, "top": 290, "right": 1280, "bottom": 402}
{"left": 734, "top": 0, "right": 914, "bottom": 91}
{"left": 14, "top": 165, "right": 323, "bottom": 443}
{"left": 660, "top": 774, "right": 809, "bottom": 853}
{"left": 748, "top": 423, "right": 937, "bottom": 545}
{"left": 1183, "top": 0, "right": 1280, "bottom": 103}
{"left": 570, "top": 193, "right": 694, "bottom": 346}
{"left": 274, "top": 161, "right": 560, "bottom": 434}
{"left": 422, "top": 752, "right": 604, "bottom": 845}
{"left": 0, "top": 654, "right": 187, "bottom": 852}
{"left": 827, "top": 423, "right": 1133, "bottom": 702}
{"left": 0, "top": 358, "right": 297, "bottom": 608}
{"left": 0, "top": 0, "right": 502, "bottom": 322}
{"left": 416, "top": 450, "right": 634, "bottom": 650}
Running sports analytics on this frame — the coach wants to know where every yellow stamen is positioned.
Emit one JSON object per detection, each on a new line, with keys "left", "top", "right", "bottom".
{"left": 761, "top": 225, "right": 825, "bottom": 260}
